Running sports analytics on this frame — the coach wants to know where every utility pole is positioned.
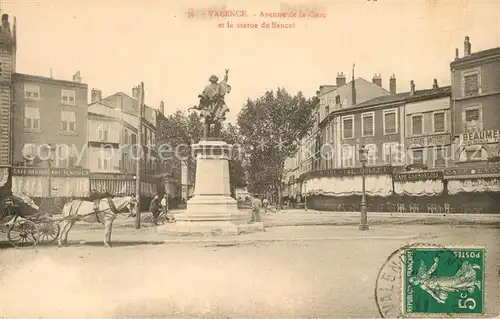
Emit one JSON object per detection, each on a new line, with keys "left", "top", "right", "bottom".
{"left": 135, "top": 82, "right": 144, "bottom": 229}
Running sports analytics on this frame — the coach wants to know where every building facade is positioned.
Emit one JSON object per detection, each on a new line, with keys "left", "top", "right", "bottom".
{"left": 0, "top": 14, "right": 16, "bottom": 194}
{"left": 284, "top": 73, "right": 391, "bottom": 202}
{"left": 444, "top": 37, "right": 500, "bottom": 212}
{"left": 11, "top": 72, "right": 90, "bottom": 199}
{"left": 87, "top": 87, "right": 160, "bottom": 199}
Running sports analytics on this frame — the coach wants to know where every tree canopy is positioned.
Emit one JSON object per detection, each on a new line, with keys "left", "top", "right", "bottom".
{"left": 237, "top": 88, "right": 318, "bottom": 203}
{"left": 156, "top": 111, "right": 246, "bottom": 193}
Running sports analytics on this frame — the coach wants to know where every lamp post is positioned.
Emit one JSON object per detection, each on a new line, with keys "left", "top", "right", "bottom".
{"left": 135, "top": 82, "right": 145, "bottom": 229}
{"left": 304, "top": 180, "right": 308, "bottom": 211}
{"left": 44, "top": 144, "right": 55, "bottom": 215}
{"left": 359, "top": 145, "right": 369, "bottom": 231}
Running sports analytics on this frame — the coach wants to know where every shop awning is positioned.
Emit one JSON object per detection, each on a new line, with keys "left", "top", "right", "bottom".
{"left": 305, "top": 175, "right": 393, "bottom": 197}
{"left": 90, "top": 179, "right": 157, "bottom": 197}
{"left": 448, "top": 178, "right": 500, "bottom": 195}
{"left": 12, "top": 175, "right": 90, "bottom": 198}
{"left": 394, "top": 180, "right": 444, "bottom": 196}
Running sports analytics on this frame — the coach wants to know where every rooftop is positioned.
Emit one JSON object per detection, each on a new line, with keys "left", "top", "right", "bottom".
{"left": 13, "top": 73, "right": 88, "bottom": 88}
{"left": 451, "top": 47, "right": 500, "bottom": 67}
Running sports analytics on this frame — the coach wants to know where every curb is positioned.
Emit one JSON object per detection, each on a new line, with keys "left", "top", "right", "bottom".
{"left": 158, "top": 231, "right": 430, "bottom": 244}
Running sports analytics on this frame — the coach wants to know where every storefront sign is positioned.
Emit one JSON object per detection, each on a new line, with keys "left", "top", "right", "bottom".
{"left": 393, "top": 171, "right": 443, "bottom": 182}
{"left": 443, "top": 165, "right": 500, "bottom": 178}
{"left": 406, "top": 133, "right": 451, "bottom": 148}
{"left": 300, "top": 165, "right": 393, "bottom": 180}
{"left": 12, "top": 167, "right": 90, "bottom": 177}
{"left": 460, "top": 129, "right": 500, "bottom": 146}
{"left": 90, "top": 173, "right": 135, "bottom": 181}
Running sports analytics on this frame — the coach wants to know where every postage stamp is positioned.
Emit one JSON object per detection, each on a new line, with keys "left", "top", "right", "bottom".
{"left": 402, "top": 246, "right": 486, "bottom": 316}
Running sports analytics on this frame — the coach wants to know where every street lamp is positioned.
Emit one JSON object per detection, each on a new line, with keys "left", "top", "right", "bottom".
{"left": 304, "top": 180, "right": 308, "bottom": 211}
{"left": 359, "top": 145, "right": 369, "bottom": 231}
{"left": 43, "top": 144, "right": 55, "bottom": 216}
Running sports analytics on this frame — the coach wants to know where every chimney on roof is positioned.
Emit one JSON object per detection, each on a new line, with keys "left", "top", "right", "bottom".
{"left": 389, "top": 74, "right": 396, "bottom": 95}
{"left": 336, "top": 72, "right": 346, "bottom": 87}
{"left": 410, "top": 80, "right": 415, "bottom": 95}
{"left": 372, "top": 73, "right": 382, "bottom": 87}
{"left": 159, "top": 100, "right": 164, "bottom": 114}
{"left": 455, "top": 48, "right": 459, "bottom": 60}
{"left": 1, "top": 14, "right": 11, "bottom": 34}
{"left": 72, "top": 71, "right": 81, "bottom": 83}
{"left": 351, "top": 64, "right": 357, "bottom": 105}
{"left": 432, "top": 79, "right": 439, "bottom": 89}
{"left": 91, "top": 89, "right": 102, "bottom": 103}
{"left": 132, "top": 86, "right": 140, "bottom": 99}
{"left": 464, "top": 36, "right": 471, "bottom": 57}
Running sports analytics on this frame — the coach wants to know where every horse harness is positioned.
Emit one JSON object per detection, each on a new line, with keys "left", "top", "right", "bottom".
{"left": 92, "top": 198, "right": 121, "bottom": 223}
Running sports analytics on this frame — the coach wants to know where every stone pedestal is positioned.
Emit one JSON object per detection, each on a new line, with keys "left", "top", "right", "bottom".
{"left": 157, "top": 140, "right": 264, "bottom": 236}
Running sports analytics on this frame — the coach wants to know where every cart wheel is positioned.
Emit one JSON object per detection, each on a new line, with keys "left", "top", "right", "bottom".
{"left": 7, "top": 219, "right": 39, "bottom": 248}
{"left": 37, "top": 221, "right": 60, "bottom": 244}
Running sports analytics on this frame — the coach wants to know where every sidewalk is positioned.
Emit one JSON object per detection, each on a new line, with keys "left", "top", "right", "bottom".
{"left": 64, "top": 224, "right": 429, "bottom": 245}
{"left": 67, "top": 208, "right": 500, "bottom": 231}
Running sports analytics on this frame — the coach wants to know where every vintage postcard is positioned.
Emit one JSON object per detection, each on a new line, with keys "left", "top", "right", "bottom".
{"left": 0, "top": 0, "right": 499, "bottom": 318}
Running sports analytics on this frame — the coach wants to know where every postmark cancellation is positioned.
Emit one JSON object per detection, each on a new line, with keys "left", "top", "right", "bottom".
{"left": 376, "top": 243, "right": 487, "bottom": 318}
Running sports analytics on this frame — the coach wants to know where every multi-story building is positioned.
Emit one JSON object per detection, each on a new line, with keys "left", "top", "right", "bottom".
{"left": 87, "top": 87, "right": 160, "bottom": 201}
{"left": 0, "top": 14, "right": 15, "bottom": 194}
{"left": 444, "top": 37, "right": 500, "bottom": 212}
{"left": 404, "top": 81, "right": 452, "bottom": 169}
{"left": 11, "top": 71, "right": 90, "bottom": 199}
{"left": 284, "top": 72, "right": 391, "bottom": 202}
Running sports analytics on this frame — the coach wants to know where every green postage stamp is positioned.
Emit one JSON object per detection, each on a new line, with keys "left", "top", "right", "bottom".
{"left": 402, "top": 246, "right": 485, "bottom": 316}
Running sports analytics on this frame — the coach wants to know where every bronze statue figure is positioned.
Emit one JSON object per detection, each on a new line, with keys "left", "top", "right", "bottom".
{"left": 189, "top": 69, "right": 231, "bottom": 139}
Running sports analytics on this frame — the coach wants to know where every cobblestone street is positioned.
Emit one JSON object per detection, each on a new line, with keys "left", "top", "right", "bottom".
{"left": 0, "top": 224, "right": 498, "bottom": 318}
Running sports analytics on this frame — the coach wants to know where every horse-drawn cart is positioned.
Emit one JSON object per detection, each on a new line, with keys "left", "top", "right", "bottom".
{"left": 0, "top": 195, "right": 60, "bottom": 248}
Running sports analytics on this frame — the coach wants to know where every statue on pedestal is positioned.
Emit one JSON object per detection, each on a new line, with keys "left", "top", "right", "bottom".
{"left": 188, "top": 69, "right": 231, "bottom": 139}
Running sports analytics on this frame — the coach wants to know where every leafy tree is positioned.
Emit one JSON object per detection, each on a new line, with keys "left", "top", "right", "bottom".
{"left": 237, "top": 88, "right": 318, "bottom": 208}
{"left": 220, "top": 123, "right": 247, "bottom": 196}
{"left": 156, "top": 110, "right": 203, "bottom": 186}
{"left": 157, "top": 111, "right": 247, "bottom": 195}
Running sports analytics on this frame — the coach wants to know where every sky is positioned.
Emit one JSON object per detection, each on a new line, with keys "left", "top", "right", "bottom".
{"left": 4, "top": 0, "right": 500, "bottom": 124}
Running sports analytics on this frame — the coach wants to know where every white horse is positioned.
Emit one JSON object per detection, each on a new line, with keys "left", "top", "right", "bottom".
{"left": 57, "top": 196, "right": 135, "bottom": 247}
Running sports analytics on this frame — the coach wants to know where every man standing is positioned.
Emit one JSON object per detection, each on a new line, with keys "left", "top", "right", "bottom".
{"left": 262, "top": 198, "right": 269, "bottom": 213}
{"left": 149, "top": 195, "right": 161, "bottom": 225}
{"left": 251, "top": 193, "right": 262, "bottom": 223}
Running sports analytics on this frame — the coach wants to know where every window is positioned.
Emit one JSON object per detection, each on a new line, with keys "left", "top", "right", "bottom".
{"left": 56, "top": 144, "right": 77, "bottom": 168}
{"left": 464, "top": 145, "right": 487, "bottom": 161}
{"left": 412, "top": 149, "right": 424, "bottom": 165}
{"left": 24, "top": 107, "right": 40, "bottom": 131}
{"left": 24, "top": 84, "right": 40, "bottom": 100}
{"left": 22, "top": 143, "right": 37, "bottom": 161}
{"left": 365, "top": 144, "right": 377, "bottom": 165}
{"left": 463, "top": 106, "right": 482, "bottom": 132}
{"left": 327, "top": 98, "right": 334, "bottom": 106}
{"left": 362, "top": 112, "right": 374, "bottom": 137}
{"left": 462, "top": 70, "right": 481, "bottom": 96}
{"left": 325, "top": 105, "right": 329, "bottom": 117}
{"left": 434, "top": 147, "right": 446, "bottom": 168}
{"left": 61, "top": 89, "right": 76, "bottom": 105}
{"left": 124, "top": 129, "right": 129, "bottom": 144}
{"left": 97, "top": 149, "right": 111, "bottom": 170}
{"left": 383, "top": 109, "right": 398, "bottom": 134}
{"left": 341, "top": 145, "right": 354, "bottom": 167}
{"left": 130, "top": 133, "right": 137, "bottom": 145}
{"left": 342, "top": 115, "right": 354, "bottom": 139}
{"left": 411, "top": 114, "right": 423, "bottom": 135}
{"left": 60, "top": 110, "right": 76, "bottom": 133}
{"left": 335, "top": 95, "right": 341, "bottom": 104}
{"left": 433, "top": 112, "right": 445, "bottom": 133}
{"left": 383, "top": 142, "right": 402, "bottom": 165}
{"left": 98, "top": 124, "right": 110, "bottom": 141}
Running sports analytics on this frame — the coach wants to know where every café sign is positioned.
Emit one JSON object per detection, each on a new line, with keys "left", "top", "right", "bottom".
{"left": 393, "top": 171, "right": 443, "bottom": 182}
{"left": 443, "top": 165, "right": 500, "bottom": 179}
{"left": 12, "top": 167, "right": 90, "bottom": 177}
{"left": 300, "top": 165, "right": 393, "bottom": 180}
{"left": 406, "top": 133, "right": 451, "bottom": 148}
{"left": 460, "top": 129, "right": 500, "bottom": 146}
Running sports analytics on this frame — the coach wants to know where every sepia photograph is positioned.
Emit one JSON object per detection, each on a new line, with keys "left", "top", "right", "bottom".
{"left": 0, "top": 0, "right": 499, "bottom": 317}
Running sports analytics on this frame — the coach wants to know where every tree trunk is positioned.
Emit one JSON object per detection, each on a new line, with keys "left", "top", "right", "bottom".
{"left": 277, "top": 182, "right": 282, "bottom": 211}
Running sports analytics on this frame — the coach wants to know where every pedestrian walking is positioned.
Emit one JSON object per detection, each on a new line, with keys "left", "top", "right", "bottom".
{"left": 160, "top": 194, "right": 171, "bottom": 222}
{"left": 149, "top": 195, "right": 161, "bottom": 225}
{"left": 251, "top": 193, "right": 262, "bottom": 223}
